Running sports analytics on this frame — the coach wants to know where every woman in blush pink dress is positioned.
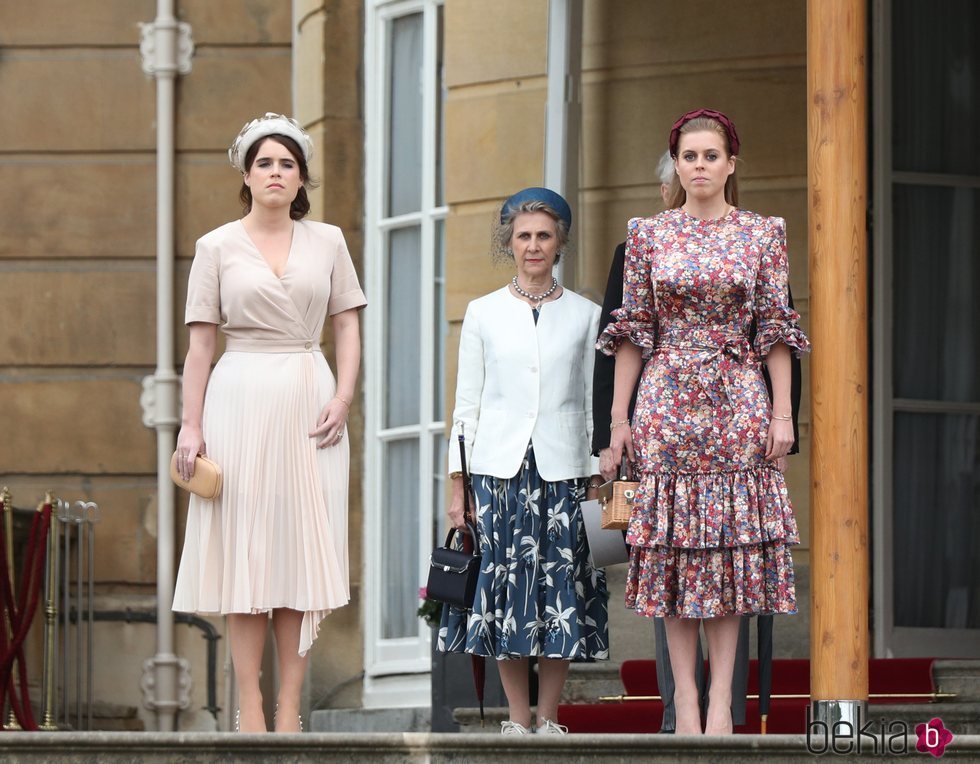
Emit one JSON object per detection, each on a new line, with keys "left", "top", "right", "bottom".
{"left": 172, "top": 114, "right": 366, "bottom": 733}
{"left": 599, "top": 109, "right": 809, "bottom": 735}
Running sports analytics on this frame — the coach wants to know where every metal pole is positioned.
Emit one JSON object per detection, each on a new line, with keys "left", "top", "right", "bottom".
{"left": 544, "top": 0, "right": 582, "bottom": 288}
{"left": 138, "top": 0, "right": 193, "bottom": 730}
{"left": 75, "top": 511, "right": 82, "bottom": 730}
{"left": 1, "top": 487, "right": 19, "bottom": 729}
{"left": 61, "top": 503, "right": 70, "bottom": 727}
{"left": 39, "top": 499, "right": 60, "bottom": 730}
{"left": 87, "top": 507, "right": 95, "bottom": 731}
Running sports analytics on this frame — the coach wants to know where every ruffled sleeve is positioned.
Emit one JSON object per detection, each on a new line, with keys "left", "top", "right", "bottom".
{"left": 596, "top": 217, "right": 656, "bottom": 358}
{"left": 752, "top": 217, "right": 811, "bottom": 357}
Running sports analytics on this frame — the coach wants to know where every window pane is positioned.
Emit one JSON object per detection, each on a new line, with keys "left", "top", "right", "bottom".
{"left": 892, "top": 185, "right": 980, "bottom": 402}
{"left": 892, "top": 0, "right": 980, "bottom": 175}
{"left": 387, "top": 13, "right": 424, "bottom": 217}
{"left": 385, "top": 226, "right": 422, "bottom": 427}
{"left": 432, "top": 433, "right": 447, "bottom": 548}
{"left": 382, "top": 438, "right": 421, "bottom": 639}
{"left": 433, "top": 218, "right": 446, "bottom": 420}
{"left": 893, "top": 412, "right": 980, "bottom": 629}
{"left": 435, "top": 5, "right": 446, "bottom": 207}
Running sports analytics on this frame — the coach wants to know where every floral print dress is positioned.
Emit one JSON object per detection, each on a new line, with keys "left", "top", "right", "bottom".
{"left": 597, "top": 208, "right": 810, "bottom": 618}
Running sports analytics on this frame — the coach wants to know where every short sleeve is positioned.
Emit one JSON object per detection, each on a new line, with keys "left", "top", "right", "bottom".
{"left": 596, "top": 217, "right": 656, "bottom": 358}
{"left": 327, "top": 230, "right": 367, "bottom": 315}
{"left": 752, "top": 217, "right": 810, "bottom": 357}
{"left": 185, "top": 237, "right": 221, "bottom": 325}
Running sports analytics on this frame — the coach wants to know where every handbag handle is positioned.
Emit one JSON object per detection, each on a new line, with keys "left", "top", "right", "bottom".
{"left": 619, "top": 455, "right": 633, "bottom": 481}
{"left": 444, "top": 521, "right": 479, "bottom": 551}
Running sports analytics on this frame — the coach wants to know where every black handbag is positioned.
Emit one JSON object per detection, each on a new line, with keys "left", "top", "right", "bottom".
{"left": 426, "top": 522, "right": 481, "bottom": 609}
{"left": 426, "top": 427, "right": 481, "bottom": 609}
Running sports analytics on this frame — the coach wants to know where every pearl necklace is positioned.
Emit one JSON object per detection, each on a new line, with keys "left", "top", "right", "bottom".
{"left": 511, "top": 276, "right": 558, "bottom": 308}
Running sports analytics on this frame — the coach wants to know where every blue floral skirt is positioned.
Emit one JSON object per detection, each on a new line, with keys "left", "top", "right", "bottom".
{"left": 437, "top": 446, "right": 609, "bottom": 661}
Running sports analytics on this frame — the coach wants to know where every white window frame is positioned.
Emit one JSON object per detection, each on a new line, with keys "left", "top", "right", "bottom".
{"left": 363, "top": 0, "right": 446, "bottom": 707}
{"left": 871, "top": 0, "right": 980, "bottom": 659}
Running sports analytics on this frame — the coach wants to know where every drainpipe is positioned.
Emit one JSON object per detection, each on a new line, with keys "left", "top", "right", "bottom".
{"left": 138, "top": 1, "right": 194, "bottom": 732}
{"left": 544, "top": 0, "right": 582, "bottom": 287}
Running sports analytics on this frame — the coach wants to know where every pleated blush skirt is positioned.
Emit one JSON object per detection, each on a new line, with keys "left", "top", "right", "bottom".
{"left": 172, "top": 349, "right": 350, "bottom": 656}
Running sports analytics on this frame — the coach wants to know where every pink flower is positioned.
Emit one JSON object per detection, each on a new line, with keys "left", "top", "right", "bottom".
{"left": 418, "top": 587, "right": 428, "bottom": 600}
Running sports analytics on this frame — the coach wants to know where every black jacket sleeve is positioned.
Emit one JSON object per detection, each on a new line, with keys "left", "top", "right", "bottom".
{"left": 592, "top": 242, "right": 640, "bottom": 455}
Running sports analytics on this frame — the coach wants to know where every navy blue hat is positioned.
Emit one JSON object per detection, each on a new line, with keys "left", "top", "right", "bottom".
{"left": 499, "top": 187, "right": 572, "bottom": 229}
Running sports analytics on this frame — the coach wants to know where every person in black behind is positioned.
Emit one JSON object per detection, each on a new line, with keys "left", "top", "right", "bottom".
{"left": 589, "top": 151, "right": 802, "bottom": 732}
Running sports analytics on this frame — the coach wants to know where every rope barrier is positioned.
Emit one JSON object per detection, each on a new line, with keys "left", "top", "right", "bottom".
{"left": 0, "top": 499, "right": 52, "bottom": 731}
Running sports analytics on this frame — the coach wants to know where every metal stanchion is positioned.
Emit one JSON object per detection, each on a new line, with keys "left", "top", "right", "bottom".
{"left": 74, "top": 505, "right": 83, "bottom": 730}
{"left": 87, "top": 504, "right": 96, "bottom": 731}
{"left": 39, "top": 497, "right": 62, "bottom": 730}
{"left": 2, "top": 486, "right": 21, "bottom": 730}
{"left": 72, "top": 501, "right": 99, "bottom": 731}
{"left": 59, "top": 500, "right": 71, "bottom": 728}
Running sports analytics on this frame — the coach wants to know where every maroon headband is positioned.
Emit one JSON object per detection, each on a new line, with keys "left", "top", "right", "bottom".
{"left": 668, "top": 108, "right": 740, "bottom": 157}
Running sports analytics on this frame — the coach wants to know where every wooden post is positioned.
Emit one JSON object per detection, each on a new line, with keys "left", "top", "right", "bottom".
{"left": 807, "top": 0, "right": 870, "bottom": 717}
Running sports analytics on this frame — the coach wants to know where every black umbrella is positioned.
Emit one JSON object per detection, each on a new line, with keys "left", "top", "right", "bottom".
{"left": 757, "top": 614, "right": 774, "bottom": 734}
{"left": 458, "top": 429, "right": 486, "bottom": 726}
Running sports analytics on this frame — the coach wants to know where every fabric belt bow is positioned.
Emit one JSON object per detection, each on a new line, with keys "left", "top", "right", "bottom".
{"left": 698, "top": 336, "right": 752, "bottom": 409}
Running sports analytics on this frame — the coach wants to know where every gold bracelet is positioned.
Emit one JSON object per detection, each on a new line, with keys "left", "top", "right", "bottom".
{"left": 449, "top": 471, "right": 463, "bottom": 480}
{"left": 587, "top": 481, "right": 602, "bottom": 490}
{"left": 772, "top": 413, "right": 792, "bottom": 421}
{"left": 610, "top": 419, "right": 630, "bottom": 430}
{"left": 334, "top": 394, "right": 352, "bottom": 408}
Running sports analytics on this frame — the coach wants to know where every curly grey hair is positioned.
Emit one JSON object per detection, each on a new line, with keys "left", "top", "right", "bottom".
{"left": 493, "top": 200, "right": 571, "bottom": 263}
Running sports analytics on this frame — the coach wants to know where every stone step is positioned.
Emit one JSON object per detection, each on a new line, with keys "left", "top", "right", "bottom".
{"left": 310, "top": 706, "right": 430, "bottom": 733}
{"left": 936, "top": 660, "right": 980, "bottom": 702}
{"left": 1, "top": 731, "right": 978, "bottom": 762}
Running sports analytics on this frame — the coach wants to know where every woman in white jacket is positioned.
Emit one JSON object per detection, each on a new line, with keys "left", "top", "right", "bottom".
{"left": 439, "top": 187, "right": 609, "bottom": 735}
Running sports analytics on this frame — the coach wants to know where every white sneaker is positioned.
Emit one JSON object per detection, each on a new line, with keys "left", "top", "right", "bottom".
{"left": 535, "top": 718, "right": 568, "bottom": 735}
{"left": 500, "top": 720, "right": 532, "bottom": 735}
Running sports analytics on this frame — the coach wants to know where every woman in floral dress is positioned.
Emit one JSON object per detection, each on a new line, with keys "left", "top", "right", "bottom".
{"left": 440, "top": 187, "right": 609, "bottom": 735}
{"left": 599, "top": 109, "right": 810, "bottom": 735}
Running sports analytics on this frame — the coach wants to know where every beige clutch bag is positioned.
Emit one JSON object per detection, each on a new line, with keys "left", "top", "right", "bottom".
{"left": 169, "top": 453, "right": 222, "bottom": 500}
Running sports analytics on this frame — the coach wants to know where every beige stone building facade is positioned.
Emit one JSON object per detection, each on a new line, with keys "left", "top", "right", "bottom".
{"left": 3, "top": 0, "right": 976, "bottom": 734}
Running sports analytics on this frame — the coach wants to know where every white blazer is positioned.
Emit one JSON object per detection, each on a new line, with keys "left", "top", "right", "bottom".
{"left": 448, "top": 285, "right": 601, "bottom": 482}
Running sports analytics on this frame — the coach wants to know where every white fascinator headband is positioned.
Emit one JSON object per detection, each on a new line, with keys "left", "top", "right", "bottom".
{"left": 228, "top": 113, "right": 314, "bottom": 172}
